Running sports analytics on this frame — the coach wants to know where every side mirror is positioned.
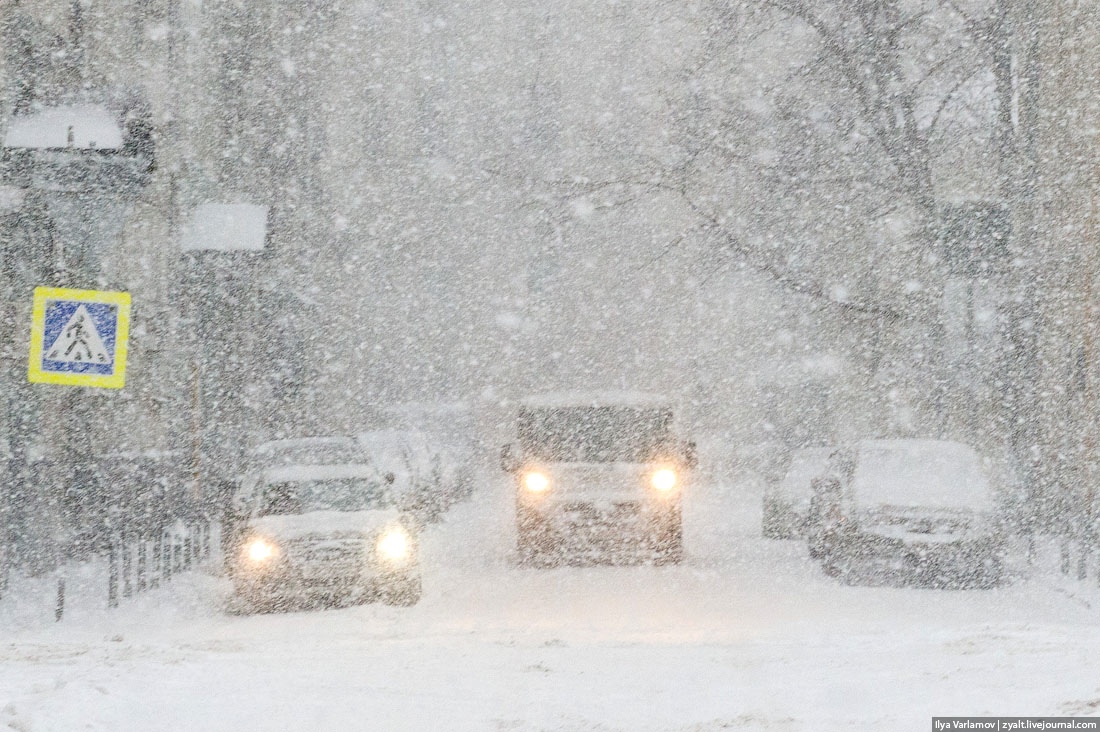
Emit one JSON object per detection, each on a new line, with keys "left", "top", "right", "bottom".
{"left": 683, "top": 440, "right": 698, "bottom": 470}
{"left": 500, "top": 443, "right": 521, "bottom": 473}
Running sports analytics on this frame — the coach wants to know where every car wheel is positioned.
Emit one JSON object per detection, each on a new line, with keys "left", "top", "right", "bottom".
{"left": 761, "top": 500, "right": 788, "bottom": 540}
{"left": 821, "top": 553, "right": 846, "bottom": 579}
{"left": 809, "top": 524, "right": 843, "bottom": 561}
{"left": 652, "top": 509, "right": 684, "bottom": 565}
{"left": 228, "top": 585, "right": 274, "bottom": 615}
{"left": 807, "top": 531, "right": 825, "bottom": 559}
{"left": 973, "top": 555, "right": 1004, "bottom": 589}
{"left": 517, "top": 528, "right": 551, "bottom": 566}
{"left": 819, "top": 541, "right": 852, "bottom": 581}
{"left": 516, "top": 509, "right": 555, "bottom": 566}
{"left": 379, "top": 575, "right": 422, "bottom": 606}
{"left": 516, "top": 529, "right": 536, "bottom": 559}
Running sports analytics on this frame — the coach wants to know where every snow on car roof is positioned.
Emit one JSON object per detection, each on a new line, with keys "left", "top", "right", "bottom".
{"left": 519, "top": 391, "right": 672, "bottom": 409}
{"left": 262, "top": 463, "right": 376, "bottom": 483}
{"left": 252, "top": 436, "right": 358, "bottom": 454}
{"left": 356, "top": 429, "right": 430, "bottom": 448}
{"left": 851, "top": 439, "right": 992, "bottom": 511}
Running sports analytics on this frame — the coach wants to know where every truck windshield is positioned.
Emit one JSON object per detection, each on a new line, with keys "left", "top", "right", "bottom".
{"left": 258, "top": 478, "right": 390, "bottom": 516}
{"left": 518, "top": 406, "right": 673, "bottom": 462}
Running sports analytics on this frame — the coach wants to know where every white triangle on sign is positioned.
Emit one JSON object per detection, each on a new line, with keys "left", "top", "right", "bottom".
{"left": 45, "top": 304, "right": 112, "bottom": 365}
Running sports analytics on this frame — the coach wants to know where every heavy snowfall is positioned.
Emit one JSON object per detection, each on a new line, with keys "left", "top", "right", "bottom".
{"left": 2, "top": 1, "right": 1100, "bottom": 730}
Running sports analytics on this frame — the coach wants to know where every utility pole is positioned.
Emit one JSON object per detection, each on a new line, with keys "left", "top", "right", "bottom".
{"left": 0, "top": 1, "right": 155, "bottom": 575}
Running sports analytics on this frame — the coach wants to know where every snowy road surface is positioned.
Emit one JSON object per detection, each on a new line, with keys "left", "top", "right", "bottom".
{"left": 2, "top": 473, "right": 1100, "bottom": 731}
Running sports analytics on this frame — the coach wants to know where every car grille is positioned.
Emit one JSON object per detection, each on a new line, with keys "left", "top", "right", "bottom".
{"left": 875, "top": 512, "right": 970, "bottom": 535}
{"left": 554, "top": 465, "right": 646, "bottom": 492}
{"left": 561, "top": 500, "right": 641, "bottom": 523}
{"left": 284, "top": 536, "right": 369, "bottom": 568}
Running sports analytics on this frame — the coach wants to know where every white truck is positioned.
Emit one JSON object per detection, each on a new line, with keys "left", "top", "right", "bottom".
{"left": 501, "top": 392, "right": 696, "bottom": 565}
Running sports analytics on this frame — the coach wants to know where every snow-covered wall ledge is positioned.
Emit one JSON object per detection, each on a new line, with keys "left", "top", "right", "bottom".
{"left": 3, "top": 105, "right": 124, "bottom": 151}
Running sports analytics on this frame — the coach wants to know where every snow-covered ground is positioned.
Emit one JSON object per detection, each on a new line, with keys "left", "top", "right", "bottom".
{"left": 2, "top": 472, "right": 1100, "bottom": 731}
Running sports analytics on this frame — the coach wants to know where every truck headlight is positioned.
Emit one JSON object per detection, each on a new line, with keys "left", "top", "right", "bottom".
{"left": 650, "top": 468, "right": 677, "bottom": 492}
{"left": 377, "top": 527, "right": 411, "bottom": 561}
{"left": 245, "top": 537, "right": 278, "bottom": 563}
{"left": 523, "top": 471, "right": 550, "bottom": 493}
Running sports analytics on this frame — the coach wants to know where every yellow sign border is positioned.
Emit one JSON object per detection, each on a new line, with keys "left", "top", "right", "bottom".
{"left": 28, "top": 286, "right": 132, "bottom": 389}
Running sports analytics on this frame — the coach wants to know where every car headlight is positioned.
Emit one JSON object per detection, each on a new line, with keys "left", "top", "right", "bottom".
{"left": 650, "top": 468, "right": 678, "bottom": 492}
{"left": 245, "top": 537, "right": 278, "bottom": 563}
{"left": 523, "top": 471, "right": 550, "bottom": 493}
{"left": 377, "top": 527, "right": 412, "bottom": 561}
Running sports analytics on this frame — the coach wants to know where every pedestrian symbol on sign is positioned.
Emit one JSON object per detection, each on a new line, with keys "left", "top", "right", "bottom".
{"left": 46, "top": 304, "right": 113, "bottom": 364}
{"left": 28, "top": 287, "right": 131, "bottom": 389}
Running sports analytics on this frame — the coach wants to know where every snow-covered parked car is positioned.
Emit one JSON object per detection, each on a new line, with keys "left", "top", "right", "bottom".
{"left": 356, "top": 430, "right": 431, "bottom": 517}
{"left": 805, "top": 439, "right": 1004, "bottom": 587}
{"left": 501, "top": 392, "right": 697, "bottom": 565}
{"left": 356, "top": 429, "right": 469, "bottom": 523}
{"left": 225, "top": 462, "right": 421, "bottom": 611}
{"left": 381, "top": 401, "right": 478, "bottom": 507}
{"left": 403, "top": 431, "right": 475, "bottom": 519}
{"left": 762, "top": 446, "right": 833, "bottom": 539}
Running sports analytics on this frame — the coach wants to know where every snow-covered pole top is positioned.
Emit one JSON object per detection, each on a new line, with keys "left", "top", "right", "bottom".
{"left": 180, "top": 204, "right": 270, "bottom": 253}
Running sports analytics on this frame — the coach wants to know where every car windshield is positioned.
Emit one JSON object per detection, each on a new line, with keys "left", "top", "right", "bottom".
{"left": 852, "top": 443, "right": 992, "bottom": 511}
{"left": 258, "top": 478, "right": 390, "bottom": 516}
{"left": 518, "top": 406, "right": 673, "bottom": 462}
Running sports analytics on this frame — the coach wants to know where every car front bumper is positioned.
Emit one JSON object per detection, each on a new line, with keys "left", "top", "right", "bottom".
{"left": 826, "top": 529, "right": 1003, "bottom": 571}
{"left": 232, "top": 559, "right": 419, "bottom": 602}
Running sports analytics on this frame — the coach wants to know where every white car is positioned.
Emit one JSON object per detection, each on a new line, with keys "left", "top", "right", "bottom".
{"left": 226, "top": 463, "right": 421, "bottom": 611}
{"left": 762, "top": 446, "right": 834, "bottom": 539}
{"left": 805, "top": 439, "right": 1004, "bottom": 587}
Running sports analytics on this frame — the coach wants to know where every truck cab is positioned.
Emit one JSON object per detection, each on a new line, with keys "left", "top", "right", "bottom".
{"left": 501, "top": 392, "right": 695, "bottom": 565}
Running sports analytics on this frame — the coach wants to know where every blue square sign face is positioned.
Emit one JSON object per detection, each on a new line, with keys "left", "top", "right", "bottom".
{"left": 40, "top": 299, "right": 119, "bottom": 376}
{"left": 28, "top": 287, "right": 132, "bottom": 389}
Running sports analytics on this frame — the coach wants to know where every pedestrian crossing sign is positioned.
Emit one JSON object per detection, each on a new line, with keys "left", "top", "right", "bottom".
{"left": 28, "top": 286, "right": 132, "bottom": 389}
